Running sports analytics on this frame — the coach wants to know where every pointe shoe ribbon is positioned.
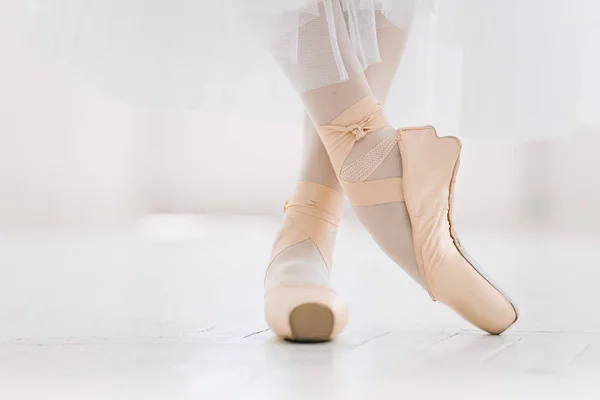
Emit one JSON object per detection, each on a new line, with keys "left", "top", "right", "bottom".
{"left": 316, "top": 96, "right": 404, "bottom": 207}
{"left": 317, "top": 97, "right": 389, "bottom": 174}
{"left": 268, "top": 182, "right": 343, "bottom": 273}
{"left": 283, "top": 197, "right": 341, "bottom": 229}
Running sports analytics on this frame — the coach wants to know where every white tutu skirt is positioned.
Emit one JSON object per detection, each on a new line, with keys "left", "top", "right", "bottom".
{"left": 28, "top": 0, "right": 597, "bottom": 138}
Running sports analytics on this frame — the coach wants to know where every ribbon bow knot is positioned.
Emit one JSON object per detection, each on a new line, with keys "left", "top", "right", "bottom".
{"left": 347, "top": 124, "right": 366, "bottom": 140}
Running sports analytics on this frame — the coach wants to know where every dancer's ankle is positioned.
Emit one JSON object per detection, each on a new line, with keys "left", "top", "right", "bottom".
{"left": 341, "top": 125, "right": 402, "bottom": 182}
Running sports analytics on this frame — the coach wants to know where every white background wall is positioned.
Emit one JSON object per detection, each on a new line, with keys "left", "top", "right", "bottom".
{"left": 1, "top": 0, "right": 600, "bottom": 234}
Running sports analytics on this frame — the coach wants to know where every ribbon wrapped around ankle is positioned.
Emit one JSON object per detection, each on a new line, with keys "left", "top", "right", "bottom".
{"left": 283, "top": 182, "right": 343, "bottom": 228}
{"left": 316, "top": 96, "right": 389, "bottom": 175}
{"left": 269, "top": 181, "right": 343, "bottom": 271}
{"left": 284, "top": 199, "right": 340, "bottom": 228}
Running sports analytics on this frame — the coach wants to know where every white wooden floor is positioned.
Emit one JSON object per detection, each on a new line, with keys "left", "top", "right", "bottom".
{"left": 1, "top": 215, "right": 599, "bottom": 399}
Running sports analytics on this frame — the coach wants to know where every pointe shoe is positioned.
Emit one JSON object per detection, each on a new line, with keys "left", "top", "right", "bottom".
{"left": 397, "top": 126, "right": 518, "bottom": 334}
{"left": 264, "top": 182, "right": 349, "bottom": 342}
{"left": 316, "top": 97, "right": 518, "bottom": 335}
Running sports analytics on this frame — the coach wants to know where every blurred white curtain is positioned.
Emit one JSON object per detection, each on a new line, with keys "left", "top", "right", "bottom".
{"left": 1, "top": 0, "right": 600, "bottom": 231}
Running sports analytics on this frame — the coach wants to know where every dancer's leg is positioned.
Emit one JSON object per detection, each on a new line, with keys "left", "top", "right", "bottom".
{"left": 351, "top": 16, "right": 422, "bottom": 285}
{"left": 296, "top": 3, "right": 421, "bottom": 285}
{"left": 269, "top": 0, "right": 518, "bottom": 335}
{"left": 299, "top": 13, "right": 409, "bottom": 190}
{"left": 299, "top": 113, "right": 341, "bottom": 191}
{"left": 264, "top": 5, "right": 416, "bottom": 341}
{"left": 287, "top": 15, "right": 420, "bottom": 311}
{"left": 263, "top": 2, "right": 360, "bottom": 342}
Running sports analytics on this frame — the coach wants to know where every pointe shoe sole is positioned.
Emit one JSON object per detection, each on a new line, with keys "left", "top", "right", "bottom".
{"left": 289, "top": 303, "right": 334, "bottom": 342}
{"left": 264, "top": 285, "right": 349, "bottom": 342}
{"left": 449, "top": 148, "right": 520, "bottom": 332}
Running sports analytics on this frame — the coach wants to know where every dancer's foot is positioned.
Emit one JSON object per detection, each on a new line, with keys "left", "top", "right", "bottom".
{"left": 264, "top": 182, "right": 348, "bottom": 342}
{"left": 316, "top": 97, "right": 518, "bottom": 334}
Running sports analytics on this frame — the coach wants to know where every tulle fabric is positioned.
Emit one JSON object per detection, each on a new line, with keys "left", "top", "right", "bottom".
{"left": 28, "top": 0, "right": 422, "bottom": 98}
{"left": 27, "top": 0, "right": 596, "bottom": 138}
{"left": 245, "top": 0, "right": 421, "bottom": 92}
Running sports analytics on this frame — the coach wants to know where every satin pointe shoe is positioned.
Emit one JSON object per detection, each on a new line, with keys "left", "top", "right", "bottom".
{"left": 316, "top": 96, "right": 519, "bottom": 335}
{"left": 264, "top": 181, "right": 349, "bottom": 342}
